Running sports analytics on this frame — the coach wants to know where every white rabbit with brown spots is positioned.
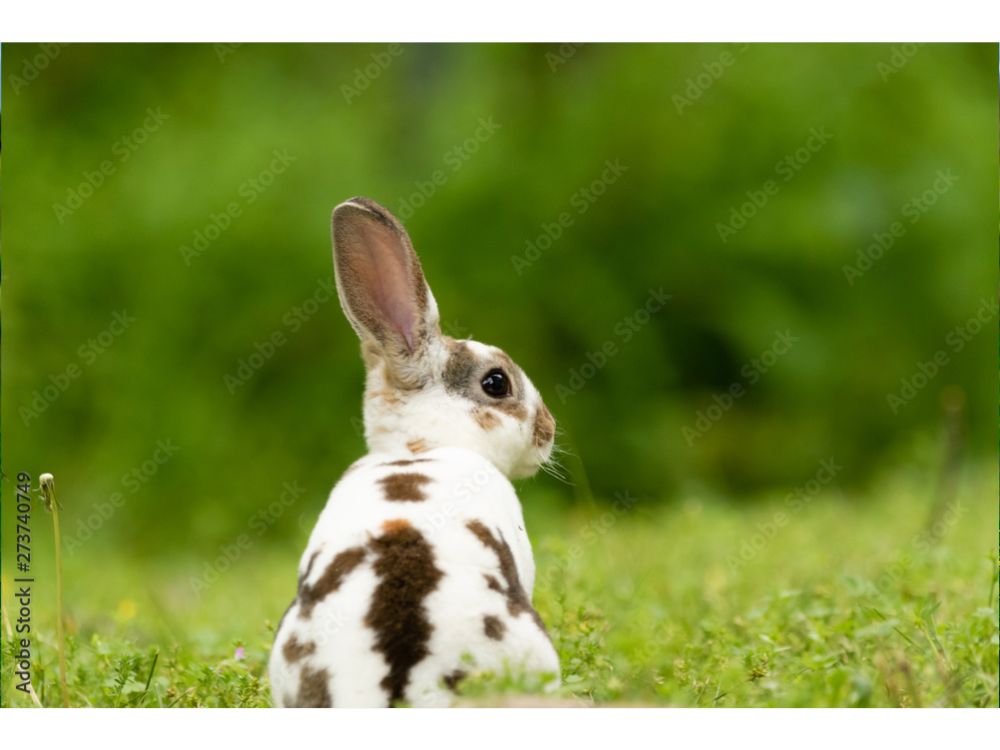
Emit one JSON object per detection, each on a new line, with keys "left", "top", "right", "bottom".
{"left": 268, "top": 197, "right": 560, "bottom": 707}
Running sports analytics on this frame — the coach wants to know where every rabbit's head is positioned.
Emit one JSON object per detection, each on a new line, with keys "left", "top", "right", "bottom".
{"left": 331, "top": 197, "right": 555, "bottom": 479}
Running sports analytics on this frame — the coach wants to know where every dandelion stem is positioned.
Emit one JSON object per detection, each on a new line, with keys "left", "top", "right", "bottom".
{"left": 40, "top": 473, "right": 69, "bottom": 708}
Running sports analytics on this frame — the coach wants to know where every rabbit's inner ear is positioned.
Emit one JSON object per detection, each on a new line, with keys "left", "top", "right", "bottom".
{"left": 332, "top": 199, "right": 433, "bottom": 359}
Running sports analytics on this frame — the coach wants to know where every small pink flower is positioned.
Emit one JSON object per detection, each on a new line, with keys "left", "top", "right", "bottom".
{"left": 234, "top": 647, "right": 246, "bottom": 661}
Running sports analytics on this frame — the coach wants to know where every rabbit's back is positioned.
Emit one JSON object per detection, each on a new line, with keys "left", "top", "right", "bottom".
{"left": 269, "top": 447, "right": 558, "bottom": 707}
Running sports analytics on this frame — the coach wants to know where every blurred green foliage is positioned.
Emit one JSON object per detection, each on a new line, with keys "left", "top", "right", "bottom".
{"left": 1, "top": 44, "right": 996, "bottom": 557}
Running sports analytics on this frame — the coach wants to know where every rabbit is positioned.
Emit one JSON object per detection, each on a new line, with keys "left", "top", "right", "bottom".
{"left": 268, "top": 197, "right": 560, "bottom": 707}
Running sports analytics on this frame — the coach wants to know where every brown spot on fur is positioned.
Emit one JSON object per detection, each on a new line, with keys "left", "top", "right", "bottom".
{"left": 298, "top": 546, "right": 367, "bottom": 619}
{"left": 381, "top": 518, "right": 412, "bottom": 534}
{"left": 297, "top": 665, "right": 332, "bottom": 707}
{"left": 492, "top": 399, "right": 528, "bottom": 421}
{"left": 483, "top": 615, "right": 506, "bottom": 640}
{"left": 406, "top": 438, "right": 430, "bottom": 454}
{"left": 371, "top": 386, "right": 402, "bottom": 405}
{"left": 365, "top": 522, "right": 443, "bottom": 704}
{"left": 442, "top": 340, "right": 478, "bottom": 394}
{"left": 382, "top": 458, "right": 432, "bottom": 467}
{"left": 300, "top": 549, "right": 322, "bottom": 587}
{"left": 484, "top": 574, "right": 502, "bottom": 593}
{"left": 282, "top": 634, "right": 317, "bottom": 663}
{"left": 378, "top": 472, "right": 432, "bottom": 502}
{"left": 467, "top": 520, "right": 549, "bottom": 636}
{"left": 532, "top": 404, "right": 555, "bottom": 447}
{"left": 443, "top": 669, "right": 467, "bottom": 692}
{"left": 472, "top": 406, "right": 502, "bottom": 430}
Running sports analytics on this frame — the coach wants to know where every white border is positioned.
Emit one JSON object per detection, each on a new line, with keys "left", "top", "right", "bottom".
{"left": 1, "top": 707, "right": 998, "bottom": 747}
{"left": 0, "top": 0, "right": 997, "bottom": 41}
{"left": 1, "top": 1, "right": 997, "bottom": 743}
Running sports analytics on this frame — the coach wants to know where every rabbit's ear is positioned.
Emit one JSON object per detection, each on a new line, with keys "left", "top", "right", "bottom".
{"left": 332, "top": 198, "right": 441, "bottom": 377}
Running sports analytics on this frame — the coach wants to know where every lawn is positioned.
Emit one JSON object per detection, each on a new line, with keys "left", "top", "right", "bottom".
{"left": 2, "top": 461, "right": 997, "bottom": 708}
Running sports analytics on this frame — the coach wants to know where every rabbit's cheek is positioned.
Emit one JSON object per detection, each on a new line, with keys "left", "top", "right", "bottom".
{"left": 532, "top": 405, "right": 555, "bottom": 449}
{"left": 471, "top": 406, "right": 502, "bottom": 431}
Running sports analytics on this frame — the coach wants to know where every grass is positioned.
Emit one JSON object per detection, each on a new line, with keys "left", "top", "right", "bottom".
{"left": 2, "top": 461, "right": 997, "bottom": 708}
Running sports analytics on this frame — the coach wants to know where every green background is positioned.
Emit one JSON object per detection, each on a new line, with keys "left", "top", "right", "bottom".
{"left": 1, "top": 43, "right": 995, "bottom": 553}
{"left": 1, "top": 42, "right": 997, "bottom": 710}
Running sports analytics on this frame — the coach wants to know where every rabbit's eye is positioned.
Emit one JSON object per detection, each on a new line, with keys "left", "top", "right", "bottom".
{"left": 481, "top": 369, "right": 511, "bottom": 398}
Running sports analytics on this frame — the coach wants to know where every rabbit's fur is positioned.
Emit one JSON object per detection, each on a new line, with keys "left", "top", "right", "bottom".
{"left": 269, "top": 197, "right": 559, "bottom": 707}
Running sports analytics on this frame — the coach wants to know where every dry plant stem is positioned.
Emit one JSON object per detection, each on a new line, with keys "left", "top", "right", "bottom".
{"left": 26, "top": 681, "right": 44, "bottom": 708}
{"left": 40, "top": 473, "right": 69, "bottom": 708}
